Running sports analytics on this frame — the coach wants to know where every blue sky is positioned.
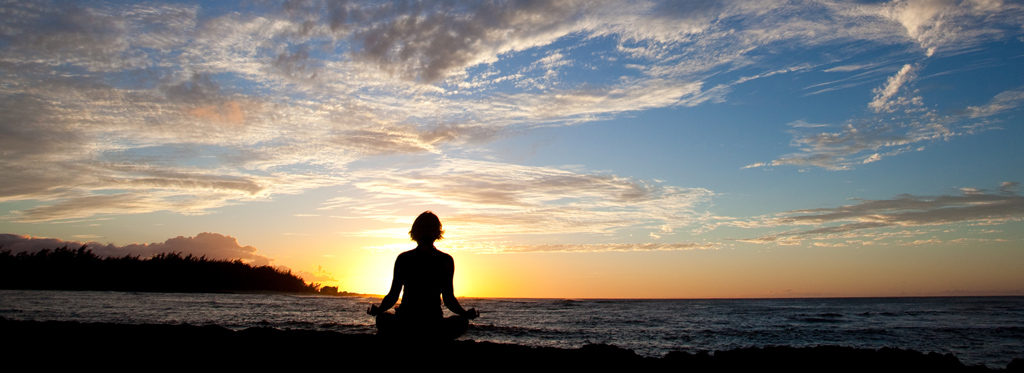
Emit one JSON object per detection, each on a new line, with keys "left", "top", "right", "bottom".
{"left": 1, "top": 0, "right": 1022, "bottom": 297}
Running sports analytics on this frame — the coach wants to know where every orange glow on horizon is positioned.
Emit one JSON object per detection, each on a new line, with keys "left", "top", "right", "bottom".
{"left": 311, "top": 233, "right": 1024, "bottom": 299}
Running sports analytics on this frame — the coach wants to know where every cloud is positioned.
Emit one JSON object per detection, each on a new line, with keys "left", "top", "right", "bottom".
{"left": 741, "top": 1, "right": 1023, "bottom": 170}
{"left": 880, "top": 0, "right": 1016, "bottom": 56}
{"left": 3, "top": 157, "right": 330, "bottom": 222}
{"left": 0, "top": 232, "right": 274, "bottom": 266}
{"left": 737, "top": 183, "right": 1024, "bottom": 244}
{"left": 786, "top": 120, "right": 830, "bottom": 128}
{"left": 0, "top": 2, "right": 196, "bottom": 71}
{"left": 885, "top": 0, "right": 958, "bottom": 56}
{"left": 12, "top": 194, "right": 166, "bottom": 223}
{"left": 485, "top": 242, "right": 717, "bottom": 253}
{"left": 295, "top": 265, "right": 337, "bottom": 283}
{"left": 823, "top": 63, "right": 876, "bottom": 73}
{"left": 868, "top": 63, "right": 919, "bottom": 112}
{"left": 1, "top": 0, "right": 1023, "bottom": 224}
{"left": 1001, "top": 181, "right": 1021, "bottom": 195}
{"left": 330, "top": 158, "right": 714, "bottom": 240}
{"left": 742, "top": 121, "right": 938, "bottom": 170}
{"left": 502, "top": 79, "right": 705, "bottom": 121}
{"left": 966, "top": 88, "right": 1024, "bottom": 118}
{"left": 367, "top": 241, "right": 717, "bottom": 253}
{"left": 333, "top": 0, "right": 592, "bottom": 83}
{"left": 747, "top": 77, "right": 1022, "bottom": 170}
{"left": 322, "top": 0, "right": 988, "bottom": 85}
{"left": 159, "top": 73, "right": 222, "bottom": 103}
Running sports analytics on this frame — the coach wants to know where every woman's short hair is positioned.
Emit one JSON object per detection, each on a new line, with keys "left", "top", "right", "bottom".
{"left": 409, "top": 211, "right": 444, "bottom": 243}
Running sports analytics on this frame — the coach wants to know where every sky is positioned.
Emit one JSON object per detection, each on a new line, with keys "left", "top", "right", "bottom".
{"left": 1, "top": 0, "right": 1023, "bottom": 298}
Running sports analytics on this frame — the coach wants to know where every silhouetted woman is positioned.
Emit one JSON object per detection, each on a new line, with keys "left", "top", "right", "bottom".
{"left": 367, "top": 211, "right": 479, "bottom": 340}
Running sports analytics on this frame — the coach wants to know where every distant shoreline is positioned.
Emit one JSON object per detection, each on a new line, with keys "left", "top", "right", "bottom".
{"left": 2, "top": 317, "right": 1016, "bottom": 371}
{"left": 0, "top": 248, "right": 320, "bottom": 294}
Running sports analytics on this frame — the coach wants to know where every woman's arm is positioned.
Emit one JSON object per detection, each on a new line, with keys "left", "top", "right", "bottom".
{"left": 441, "top": 256, "right": 479, "bottom": 319}
{"left": 368, "top": 256, "right": 404, "bottom": 315}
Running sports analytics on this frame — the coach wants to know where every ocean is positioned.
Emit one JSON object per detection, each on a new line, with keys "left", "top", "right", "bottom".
{"left": 1, "top": 290, "right": 1021, "bottom": 368}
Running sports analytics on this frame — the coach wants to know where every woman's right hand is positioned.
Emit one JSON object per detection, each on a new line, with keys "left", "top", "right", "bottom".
{"left": 367, "top": 304, "right": 380, "bottom": 316}
{"left": 463, "top": 308, "right": 480, "bottom": 319}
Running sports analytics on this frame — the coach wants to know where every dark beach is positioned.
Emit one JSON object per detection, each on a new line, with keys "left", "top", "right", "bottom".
{"left": 2, "top": 318, "right": 1018, "bottom": 371}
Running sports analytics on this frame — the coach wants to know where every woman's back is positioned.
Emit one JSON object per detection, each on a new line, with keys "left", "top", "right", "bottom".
{"left": 395, "top": 246, "right": 454, "bottom": 319}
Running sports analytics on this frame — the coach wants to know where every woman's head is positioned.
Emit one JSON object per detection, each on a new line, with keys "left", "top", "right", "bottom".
{"left": 409, "top": 211, "right": 444, "bottom": 243}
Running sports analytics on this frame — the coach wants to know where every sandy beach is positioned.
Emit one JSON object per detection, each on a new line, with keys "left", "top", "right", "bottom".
{"left": 2, "top": 317, "right": 1016, "bottom": 371}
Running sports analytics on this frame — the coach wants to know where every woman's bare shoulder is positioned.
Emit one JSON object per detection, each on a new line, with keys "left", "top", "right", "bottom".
{"left": 435, "top": 249, "right": 454, "bottom": 260}
{"left": 437, "top": 251, "right": 455, "bottom": 268}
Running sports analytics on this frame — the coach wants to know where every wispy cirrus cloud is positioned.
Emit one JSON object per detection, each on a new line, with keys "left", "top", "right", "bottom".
{"left": 327, "top": 158, "right": 714, "bottom": 242}
{"left": 735, "top": 182, "right": 1024, "bottom": 245}
{"left": 967, "top": 88, "right": 1024, "bottom": 118}
{"left": 743, "top": 74, "right": 1017, "bottom": 170}
{"left": 741, "top": 120, "right": 942, "bottom": 171}
{"left": 1, "top": 0, "right": 1022, "bottom": 226}
{"left": 745, "top": 0, "right": 1024, "bottom": 171}
{"left": 364, "top": 241, "right": 718, "bottom": 253}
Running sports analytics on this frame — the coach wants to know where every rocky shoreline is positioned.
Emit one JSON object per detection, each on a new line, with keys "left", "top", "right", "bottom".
{"left": 2, "top": 318, "right": 1019, "bottom": 371}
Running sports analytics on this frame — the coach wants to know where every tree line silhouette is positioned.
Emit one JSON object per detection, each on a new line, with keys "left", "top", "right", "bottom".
{"left": 0, "top": 246, "right": 320, "bottom": 293}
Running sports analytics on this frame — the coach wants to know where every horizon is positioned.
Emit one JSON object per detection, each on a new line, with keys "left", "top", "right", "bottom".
{"left": 1, "top": 0, "right": 1022, "bottom": 299}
